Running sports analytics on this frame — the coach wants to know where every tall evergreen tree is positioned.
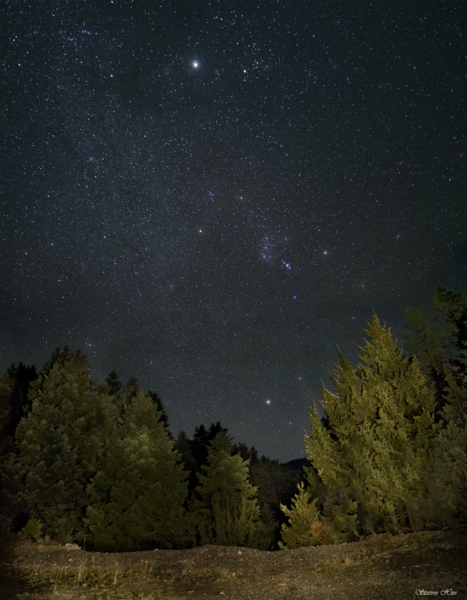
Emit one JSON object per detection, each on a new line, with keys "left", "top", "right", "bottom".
{"left": 80, "top": 391, "right": 189, "bottom": 551}
{"left": 433, "top": 284, "right": 467, "bottom": 352}
{"left": 401, "top": 285, "right": 467, "bottom": 420}
{"left": 191, "top": 422, "right": 228, "bottom": 472}
{"left": 147, "top": 390, "right": 170, "bottom": 432}
{"left": 195, "top": 430, "right": 272, "bottom": 549}
{"left": 3, "top": 350, "right": 115, "bottom": 540}
{"left": 111, "top": 376, "right": 142, "bottom": 418}
{"left": 0, "top": 363, "right": 38, "bottom": 530}
{"left": 281, "top": 314, "right": 466, "bottom": 548}
{"left": 174, "top": 430, "right": 199, "bottom": 495}
{"left": 41, "top": 346, "right": 74, "bottom": 378}
{"left": 438, "top": 343, "right": 467, "bottom": 524}
{"left": 0, "top": 363, "right": 38, "bottom": 453}
{"left": 279, "top": 483, "right": 330, "bottom": 549}
{"left": 104, "top": 370, "right": 122, "bottom": 396}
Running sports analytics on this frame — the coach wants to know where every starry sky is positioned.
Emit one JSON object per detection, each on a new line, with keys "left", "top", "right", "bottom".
{"left": 1, "top": 1, "right": 465, "bottom": 462}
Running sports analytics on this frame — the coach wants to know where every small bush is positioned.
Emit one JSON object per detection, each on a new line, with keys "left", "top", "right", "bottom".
{"left": 21, "top": 518, "right": 43, "bottom": 540}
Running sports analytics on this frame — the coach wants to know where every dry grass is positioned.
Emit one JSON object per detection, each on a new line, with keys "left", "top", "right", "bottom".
{"left": 25, "top": 555, "right": 240, "bottom": 598}
{"left": 5, "top": 529, "right": 466, "bottom": 600}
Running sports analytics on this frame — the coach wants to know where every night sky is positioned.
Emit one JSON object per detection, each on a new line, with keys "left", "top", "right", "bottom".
{"left": 1, "top": 1, "right": 465, "bottom": 462}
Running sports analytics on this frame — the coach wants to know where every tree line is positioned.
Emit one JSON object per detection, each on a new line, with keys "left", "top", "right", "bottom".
{"left": 0, "top": 355, "right": 299, "bottom": 550}
{"left": 0, "top": 284, "right": 465, "bottom": 551}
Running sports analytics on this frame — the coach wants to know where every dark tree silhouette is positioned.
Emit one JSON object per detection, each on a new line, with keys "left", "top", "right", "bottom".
{"left": 104, "top": 370, "right": 122, "bottom": 396}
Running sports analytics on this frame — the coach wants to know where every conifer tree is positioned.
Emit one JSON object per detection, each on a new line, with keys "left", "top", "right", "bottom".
{"left": 0, "top": 363, "right": 38, "bottom": 453}
{"left": 0, "top": 363, "right": 39, "bottom": 531}
{"left": 104, "top": 370, "right": 122, "bottom": 396}
{"left": 80, "top": 391, "right": 189, "bottom": 551}
{"left": 174, "top": 430, "right": 199, "bottom": 495}
{"left": 279, "top": 483, "right": 330, "bottom": 549}
{"left": 438, "top": 343, "right": 467, "bottom": 524}
{"left": 195, "top": 430, "right": 271, "bottom": 549}
{"left": 281, "top": 314, "right": 466, "bottom": 548}
{"left": 442, "top": 344, "right": 467, "bottom": 429}
{"left": 433, "top": 284, "right": 467, "bottom": 352}
{"left": 147, "top": 390, "right": 170, "bottom": 432}
{"left": 191, "top": 422, "right": 228, "bottom": 472}
{"left": 4, "top": 350, "right": 115, "bottom": 540}
{"left": 41, "top": 346, "right": 74, "bottom": 378}
{"left": 111, "top": 376, "right": 142, "bottom": 418}
{"left": 401, "top": 285, "right": 467, "bottom": 420}
{"left": 325, "top": 316, "right": 431, "bottom": 532}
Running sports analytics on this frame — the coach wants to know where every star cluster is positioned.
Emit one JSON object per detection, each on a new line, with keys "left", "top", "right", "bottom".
{"left": 1, "top": 1, "right": 465, "bottom": 461}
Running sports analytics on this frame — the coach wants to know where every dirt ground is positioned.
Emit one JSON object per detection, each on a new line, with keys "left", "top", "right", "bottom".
{"left": 1, "top": 528, "right": 466, "bottom": 600}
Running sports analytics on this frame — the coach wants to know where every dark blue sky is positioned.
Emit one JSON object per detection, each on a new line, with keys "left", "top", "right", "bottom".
{"left": 1, "top": 0, "right": 465, "bottom": 461}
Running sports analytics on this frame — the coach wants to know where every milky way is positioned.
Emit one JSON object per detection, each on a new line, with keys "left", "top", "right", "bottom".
{"left": 1, "top": 1, "right": 465, "bottom": 461}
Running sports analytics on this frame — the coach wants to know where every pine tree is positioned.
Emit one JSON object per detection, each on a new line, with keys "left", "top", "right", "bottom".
{"left": 147, "top": 390, "right": 170, "bottom": 432}
{"left": 194, "top": 431, "right": 271, "bottom": 549}
{"left": 401, "top": 285, "right": 467, "bottom": 420}
{"left": 0, "top": 363, "right": 38, "bottom": 453}
{"left": 433, "top": 284, "right": 467, "bottom": 352}
{"left": 191, "top": 422, "right": 228, "bottom": 472}
{"left": 4, "top": 350, "right": 114, "bottom": 541}
{"left": 104, "top": 371, "right": 122, "bottom": 396}
{"left": 401, "top": 306, "right": 450, "bottom": 376}
{"left": 328, "top": 316, "right": 464, "bottom": 532}
{"left": 0, "top": 364, "right": 38, "bottom": 531}
{"left": 438, "top": 343, "right": 467, "bottom": 524}
{"left": 279, "top": 482, "right": 330, "bottom": 549}
{"left": 41, "top": 346, "right": 74, "bottom": 378}
{"left": 281, "top": 314, "right": 466, "bottom": 548}
{"left": 111, "top": 376, "right": 142, "bottom": 418}
{"left": 174, "top": 430, "right": 199, "bottom": 495}
{"left": 442, "top": 344, "right": 467, "bottom": 429}
{"left": 80, "top": 391, "right": 189, "bottom": 551}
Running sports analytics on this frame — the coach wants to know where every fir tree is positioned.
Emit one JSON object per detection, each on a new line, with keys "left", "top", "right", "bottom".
{"left": 4, "top": 350, "right": 115, "bottom": 541}
{"left": 0, "top": 363, "right": 39, "bottom": 531}
{"left": 194, "top": 430, "right": 271, "bottom": 549}
{"left": 80, "top": 391, "right": 189, "bottom": 551}
{"left": 147, "top": 390, "right": 170, "bottom": 432}
{"left": 174, "top": 430, "right": 199, "bottom": 495}
{"left": 433, "top": 284, "right": 467, "bottom": 352}
{"left": 191, "top": 422, "right": 228, "bottom": 472}
{"left": 279, "top": 483, "right": 330, "bottom": 549}
{"left": 104, "top": 371, "right": 122, "bottom": 396}
{"left": 401, "top": 285, "right": 467, "bottom": 420}
{"left": 441, "top": 344, "right": 467, "bottom": 429}
{"left": 438, "top": 342, "right": 467, "bottom": 524}
{"left": 0, "top": 363, "right": 38, "bottom": 452}
{"left": 281, "top": 314, "right": 466, "bottom": 548}
{"left": 41, "top": 346, "right": 74, "bottom": 378}
{"left": 111, "top": 376, "right": 142, "bottom": 418}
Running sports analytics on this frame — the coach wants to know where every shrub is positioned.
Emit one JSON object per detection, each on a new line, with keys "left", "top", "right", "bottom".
{"left": 21, "top": 518, "right": 43, "bottom": 541}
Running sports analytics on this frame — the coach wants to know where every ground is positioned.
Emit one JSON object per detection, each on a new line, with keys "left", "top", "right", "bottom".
{"left": 1, "top": 528, "right": 466, "bottom": 599}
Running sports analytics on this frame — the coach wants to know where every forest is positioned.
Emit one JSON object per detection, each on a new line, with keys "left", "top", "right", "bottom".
{"left": 0, "top": 284, "right": 465, "bottom": 552}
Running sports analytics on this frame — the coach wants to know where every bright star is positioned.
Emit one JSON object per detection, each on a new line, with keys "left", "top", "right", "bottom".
{"left": 266, "top": 399, "right": 271, "bottom": 405}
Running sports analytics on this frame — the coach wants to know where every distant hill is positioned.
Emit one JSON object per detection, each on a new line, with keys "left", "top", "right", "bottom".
{"left": 283, "top": 458, "right": 311, "bottom": 472}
